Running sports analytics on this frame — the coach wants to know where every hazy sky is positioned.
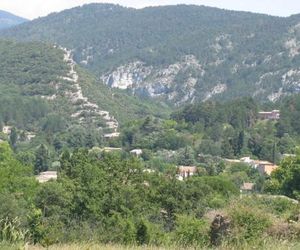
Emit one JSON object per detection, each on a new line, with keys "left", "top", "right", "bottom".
{"left": 1, "top": 0, "right": 300, "bottom": 20}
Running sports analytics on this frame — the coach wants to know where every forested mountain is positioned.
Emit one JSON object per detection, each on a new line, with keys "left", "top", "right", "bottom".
{"left": 2, "top": 4, "right": 300, "bottom": 104}
{"left": 0, "top": 10, "right": 27, "bottom": 30}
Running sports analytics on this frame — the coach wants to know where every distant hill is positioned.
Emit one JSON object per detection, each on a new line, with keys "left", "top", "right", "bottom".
{"left": 0, "top": 10, "right": 27, "bottom": 30}
{"left": 2, "top": 4, "right": 300, "bottom": 104}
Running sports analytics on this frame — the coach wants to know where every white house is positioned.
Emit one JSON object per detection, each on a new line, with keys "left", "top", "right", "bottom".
{"left": 130, "top": 149, "right": 143, "bottom": 156}
{"left": 104, "top": 132, "right": 120, "bottom": 138}
{"left": 36, "top": 171, "right": 57, "bottom": 183}
{"left": 2, "top": 126, "right": 12, "bottom": 135}
{"left": 258, "top": 110, "right": 280, "bottom": 120}
{"left": 177, "top": 166, "right": 197, "bottom": 179}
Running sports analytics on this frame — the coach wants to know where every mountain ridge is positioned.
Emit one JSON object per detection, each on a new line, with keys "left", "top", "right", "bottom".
{"left": 0, "top": 10, "right": 27, "bottom": 30}
{"left": 2, "top": 4, "right": 300, "bottom": 104}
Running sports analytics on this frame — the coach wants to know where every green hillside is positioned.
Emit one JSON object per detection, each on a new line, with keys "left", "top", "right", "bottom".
{"left": 0, "top": 40, "right": 170, "bottom": 154}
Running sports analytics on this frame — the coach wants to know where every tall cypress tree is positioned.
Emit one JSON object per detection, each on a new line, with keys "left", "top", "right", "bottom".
{"left": 34, "top": 144, "right": 50, "bottom": 174}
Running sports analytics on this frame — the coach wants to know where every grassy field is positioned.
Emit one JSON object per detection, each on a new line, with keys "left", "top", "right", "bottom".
{"left": 1, "top": 240, "right": 300, "bottom": 250}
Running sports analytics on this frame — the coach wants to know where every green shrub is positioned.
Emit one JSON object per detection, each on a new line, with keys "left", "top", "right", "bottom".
{"left": 0, "top": 217, "right": 28, "bottom": 243}
{"left": 229, "top": 205, "right": 271, "bottom": 244}
{"left": 173, "top": 215, "right": 209, "bottom": 247}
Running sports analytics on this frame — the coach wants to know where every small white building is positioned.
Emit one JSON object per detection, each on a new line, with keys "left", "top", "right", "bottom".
{"left": 177, "top": 166, "right": 197, "bottom": 179}
{"left": 240, "top": 182, "right": 255, "bottom": 193}
{"left": 130, "top": 149, "right": 143, "bottom": 156}
{"left": 104, "top": 132, "right": 120, "bottom": 139}
{"left": 101, "top": 147, "right": 122, "bottom": 152}
{"left": 2, "top": 126, "right": 12, "bottom": 135}
{"left": 258, "top": 110, "right": 280, "bottom": 120}
{"left": 225, "top": 156, "right": 278, "bottom": 175}
{"left": 36, "top": 171, "right": 57, "bottom": 183}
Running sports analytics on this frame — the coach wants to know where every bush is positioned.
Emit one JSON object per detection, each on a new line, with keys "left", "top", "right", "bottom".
{"left": 228, "top": 204, "right": 271, "bottom": 244}
{"left": 173, "top": 215, "right": 209, "bottom": 247}
{"left": 136, "top": 220, "right": 150, "bottom": 245}
{"left": 0, "top": 217, "right": 28, "bottom": 243}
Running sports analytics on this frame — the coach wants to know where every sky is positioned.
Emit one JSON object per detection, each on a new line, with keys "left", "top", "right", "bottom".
{"left": 1, "top": 0, "right": 300, "bottom": 20}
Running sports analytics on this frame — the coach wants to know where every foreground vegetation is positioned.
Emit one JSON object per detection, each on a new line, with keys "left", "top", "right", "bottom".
{"left": 1, "top": 139, "right": 300, "bottom": 248}
{"left": 2, "top": 241, "right": 298, "bottom": 250}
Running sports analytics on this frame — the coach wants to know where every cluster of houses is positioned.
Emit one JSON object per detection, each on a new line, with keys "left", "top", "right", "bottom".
{"left": 176, "top": 156, "right": 278, "bottom": 181}
{"left": 176, "top": 156, "right": 280, "bottom": 194}
{"left": 225, "top": 157, "right": 278, "bottom": 175}
{"left": 1, "top": 125, "right": 36, "bottom": 141}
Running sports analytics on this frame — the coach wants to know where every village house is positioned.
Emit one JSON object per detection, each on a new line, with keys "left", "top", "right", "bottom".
{"left": 90, "top": 147, "right": 122, "bottom": 153}
{"left": 101, "top": 147, "right": 122, "bottom": 152}
{"left": 240, "top": 182, "right": 255, "bottom": 193}
{"left": 2, "top": 126, "right": 12, "bottom": 135}
{"left": 256, "top": 161, "right": 278, "bottom": 175}
{"left": 225, "top": 157, "right": 278, "bottom": 175}
{"left": 258, "top": 110, "right": 280, "bottom": 120}
{"left": 106, "top": 121, "right": 119, "bottom": 131}
{"left": 130, "top": 149, "right": 143, "bottom": 156}
{"left": 36, "top": 171, "right": 57, "bottom": 183}
{"left": 104, "top": 132, "right": 120, "bottom": 139}
{"left": 177, "top": 166, "right": 197, "bottom": 180}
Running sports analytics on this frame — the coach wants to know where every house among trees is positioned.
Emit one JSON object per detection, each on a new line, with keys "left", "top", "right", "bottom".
{"left": 177, "top": 166, "right": 197, "bottom": 180}
{"left": 101, "top": 147, "right": 122, "bottom": 152}
{"left": 256, "top": 161, "right": 278, "bottom": 175}
{"left": 90, "top": 147, "right": 122, "bottom": 153}
{"left": 258, "top": 110, "right": 280, "bottom": 120}
{"left": 130, "top": 149, "right": 143, "bottom": 156}
{"left": 225, "top": 157, "right": 278, "bottom": 175}
{"left": 240, "top": 182, "right": 255, "bottom": 193}
{"left": 104, "top": 132, "right": 120, "bottom": 139}
{"left": 2, "top": 126, "right": 12, "bottom": 135}
{"left": 36, "top": 171, "right": 57, "bottom": 183}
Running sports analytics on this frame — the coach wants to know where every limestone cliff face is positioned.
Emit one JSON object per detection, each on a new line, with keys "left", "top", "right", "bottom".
{"left": 100, "top": 25, "right": 300, "bottom": 105}
{"left": 101, "top": 55, "right": 209, "bottom": 105}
